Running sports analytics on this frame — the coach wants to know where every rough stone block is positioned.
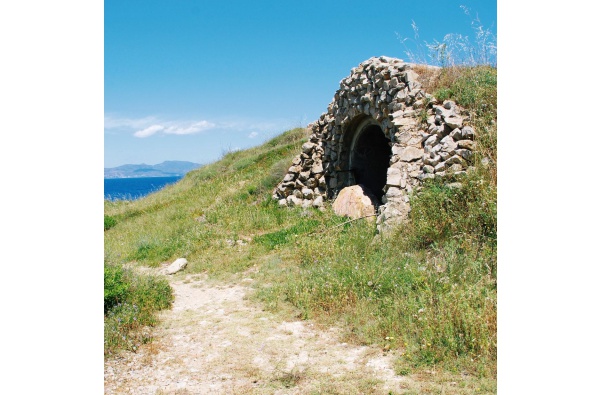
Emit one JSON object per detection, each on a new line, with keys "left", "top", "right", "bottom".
{"left": 312, "top": 196, "right": 324, "bottom": 208}
{"left": 462, "top": 126, "right": 475, "bottom": 140}
{"left": 306, "top": 178, "right": 318, "bottom": 189}
{"left": 301, "top": 142, "right": 315, "bottom": 154}
{"left": 456, "top": 149, "right": 473, "bottom": 161}
{"left": 424, "top": 135, "right": 438, "bottom": 147}
{"left": 457, "top": 140, "right": 475, "bottom": 150}
{"left": 299, "top": 171, "right": 310, "bottom": 181}
{"left": 386, "top": 167, "right": 402, "bottom": 186}
{"left": 423, "top": 155, "right": 441, "bottom": 167}
{"left": 392, "top": 116, "right": 417, "bottom": 128}
{"left": 302, "top": 188, "right": 314, "bottom": 199}
{"left": 449, "top": 128, "right": 463, "bottom": 141}
{"left": 446, "top": 155, "right": 465, "bottom": 166}
{"left": 399, "top": 146, "right": 423, "bottom": 162}
{"left": 444, "top": 115, "right": 463, "bottom": 129}
{"left": 423, "top": 165, "right": 435, "bottom": 174}
{"left": 385, "top": 186, "right": 403, "bottom": 198}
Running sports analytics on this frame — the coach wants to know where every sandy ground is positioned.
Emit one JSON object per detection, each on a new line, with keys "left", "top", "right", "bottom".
{"left": 104, "top": 272, "right": 407, "bottom": 394}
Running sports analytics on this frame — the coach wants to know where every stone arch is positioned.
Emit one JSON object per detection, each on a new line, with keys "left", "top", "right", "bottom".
{"left": 273, "top": 56, "right": 476, "bottom": 232}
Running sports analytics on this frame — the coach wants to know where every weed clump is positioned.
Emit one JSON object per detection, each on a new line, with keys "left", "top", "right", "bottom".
{"left": 104, "top": 263, "right": 173, "bottom": 356}
{"left": 104, "top": 215, "right": 117, "bottom": 231}
{"left": 104, "top": 263, "right": 129, "bottom": 313}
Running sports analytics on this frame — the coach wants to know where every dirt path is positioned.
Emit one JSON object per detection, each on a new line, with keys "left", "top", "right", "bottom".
{"left": 104, "top": 272, "right": 406, "bottom": 394}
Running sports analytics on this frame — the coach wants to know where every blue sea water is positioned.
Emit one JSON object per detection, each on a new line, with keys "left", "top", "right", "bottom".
{"left": 104, "top": 176, "right": 183, "bottom": 201}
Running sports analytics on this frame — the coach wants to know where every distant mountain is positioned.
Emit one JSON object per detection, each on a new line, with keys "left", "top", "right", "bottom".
{"left": 104, "top": 161, "right": 203, "bottom": 179}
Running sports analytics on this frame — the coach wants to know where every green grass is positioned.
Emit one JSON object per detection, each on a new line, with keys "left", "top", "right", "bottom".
{"left": 254, "top": 218, "right": 322, "bottom": 250}
{"left": 432, "top": 66, "right": 497, "bottom": 126}
{"left": 104, "top": 66, "right": 496, "bottom": 388}
{"left": 104, "top": 215, "right": 117, "bottom": 231}
{"left": 407, "top": 175, "right": 496, "bottom": 249}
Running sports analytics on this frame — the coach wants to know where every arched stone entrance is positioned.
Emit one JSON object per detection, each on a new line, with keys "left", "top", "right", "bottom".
{"left": 349, "top": 120, "right": 391, "bottom": 203}
{"left": 273, "top": 56, "right": 474, "bottom": 232}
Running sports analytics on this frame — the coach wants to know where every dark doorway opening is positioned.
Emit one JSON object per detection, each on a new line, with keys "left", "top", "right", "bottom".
{"left": 351, "top": 124, "right": 391, "bottom": 203}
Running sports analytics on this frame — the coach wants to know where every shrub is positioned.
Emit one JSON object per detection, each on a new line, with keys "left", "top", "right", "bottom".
{"left": 128, "top": 273, "right": 173, "bottom": 312}
{"left": 104, "top": 263, "right": 173, "bottom": 356}
{"left": 104, "top": 264, "right": 129, "bottom": 313}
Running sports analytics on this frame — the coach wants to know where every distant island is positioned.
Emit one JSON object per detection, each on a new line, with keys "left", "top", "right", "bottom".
{"left": 104, "top": 160, "right": 203, "bottom": 179}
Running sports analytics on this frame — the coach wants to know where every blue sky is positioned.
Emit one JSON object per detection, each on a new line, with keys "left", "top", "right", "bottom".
{"left": 104, "top": 0, "right": 497, "bottom": 168}
{"left": 5, "top": 2, "right": 600, "bottom": 391}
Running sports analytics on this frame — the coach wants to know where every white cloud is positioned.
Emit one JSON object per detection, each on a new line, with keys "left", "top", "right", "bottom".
{"left": 104, "top": 116, "right": 217, "bottom": 138}
{"left": 132, "top": 121, "right": 216, "bottom": 138}
{"left": 164, "top": 120, "right": 215, "bottom": 135}
{"left": 105, "top": 113, "right": 296, "bottom": 139}
{"left": 134, "top": 124, "right": 165, "bottom": 138}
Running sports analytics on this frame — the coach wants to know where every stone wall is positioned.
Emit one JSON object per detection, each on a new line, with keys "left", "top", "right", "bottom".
{"left": 273, "top": 56, "right": 476, "bottom": 231}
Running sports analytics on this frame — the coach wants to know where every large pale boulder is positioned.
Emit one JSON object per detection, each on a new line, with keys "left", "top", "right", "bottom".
{"left": 332, "top": 185, "right": 377, "bottom": 221}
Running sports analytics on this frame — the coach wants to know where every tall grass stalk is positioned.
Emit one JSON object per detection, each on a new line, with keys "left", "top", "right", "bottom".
{"left": 397, "top": 6, "right": 497, "bottom": 67}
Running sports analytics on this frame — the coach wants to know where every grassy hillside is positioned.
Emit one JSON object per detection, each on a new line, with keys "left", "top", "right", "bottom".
{"left": 104, "top": 65, "right": 496, "bottom": 391}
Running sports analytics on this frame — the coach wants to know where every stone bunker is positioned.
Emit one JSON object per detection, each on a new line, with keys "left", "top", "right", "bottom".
{"left": 273, "top": 56, "right": 476, "bottom": 231}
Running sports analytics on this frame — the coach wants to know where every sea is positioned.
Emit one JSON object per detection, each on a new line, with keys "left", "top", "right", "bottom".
{"left": 104, "top": 176, "right": 183, "bottom": 201}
